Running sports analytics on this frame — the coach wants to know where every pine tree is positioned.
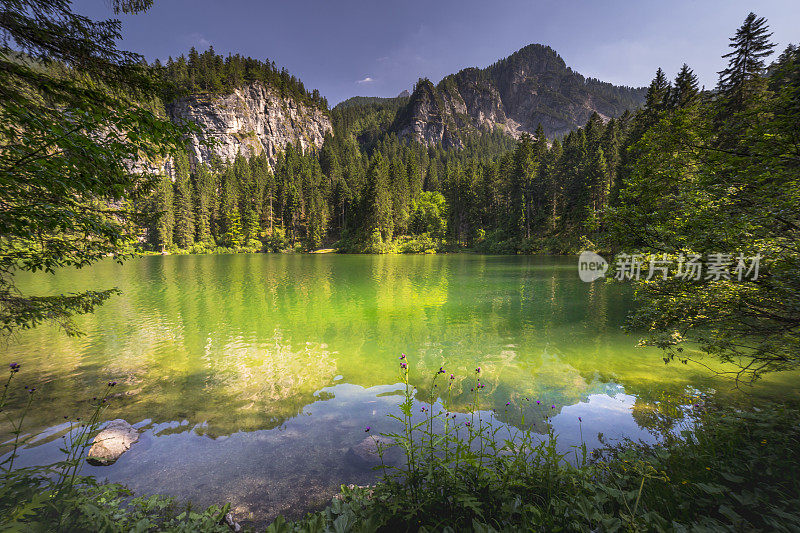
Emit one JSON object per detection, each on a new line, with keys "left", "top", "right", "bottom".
{"left": 154, "top": 174, "right": 174, "bottom": 250}
{"left": 172, "top": 151, "right": 195, "bottom": 249}
{"left": 644, "top": 68, "right": 671, "bottom": 115}
{"left": 193, "top": 163, "right": 215, "bottom": 245}
{"left": 672, "top": 64, "right": 700, "bottom": 107}
{"left": 717, "top": 12, "right": 775, "bottom": 114}
{"left": 365, "top": 153, "right": 393, "bottom": 241}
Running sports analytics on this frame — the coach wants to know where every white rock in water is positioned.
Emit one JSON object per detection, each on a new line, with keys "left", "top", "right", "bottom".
{"left": 86, "top": 419, "right": 140, "bottom": 466}
{"left": 347, "top": 435, "right": 397, "bottom": 466}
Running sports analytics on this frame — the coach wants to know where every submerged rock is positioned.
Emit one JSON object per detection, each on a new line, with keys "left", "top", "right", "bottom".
{"left": 346, "top": 435, "right": 398, "bottom": 467}
{"left": 86, "top": 419, "right": 140, "bottom": 466}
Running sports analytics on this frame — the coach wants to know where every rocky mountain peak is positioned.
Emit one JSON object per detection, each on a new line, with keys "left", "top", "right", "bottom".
{"left": 392, "top": 44, "right": 646, "bottom": 147}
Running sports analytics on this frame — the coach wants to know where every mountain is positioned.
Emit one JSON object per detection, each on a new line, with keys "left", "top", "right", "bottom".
{"left": 167, "top": 81, "right": 332, "bottom": 168}
{"left": 334, "top": 94, "right": 409, "bottom": 110}
{"left": 392, "top": 44, "right": 646, "bottom": 147}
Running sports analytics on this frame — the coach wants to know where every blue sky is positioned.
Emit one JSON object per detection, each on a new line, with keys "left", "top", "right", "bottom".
{"left": 76, "top": 0, "right": 800, "bottom": 105}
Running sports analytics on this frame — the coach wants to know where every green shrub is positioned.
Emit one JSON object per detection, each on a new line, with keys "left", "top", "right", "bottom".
{"left": 274, "top": 356, "right": 800, "bottom": 532}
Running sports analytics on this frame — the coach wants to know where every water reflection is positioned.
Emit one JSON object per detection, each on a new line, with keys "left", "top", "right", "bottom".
{"left": 3, "top": 254, "right": 797, "bottom": 523}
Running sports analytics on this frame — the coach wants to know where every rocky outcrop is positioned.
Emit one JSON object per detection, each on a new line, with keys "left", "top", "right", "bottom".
{"left": 168, "top": 82, "right": 332, "bottom": 168}
{"left": 393, "top": 44, "right": 646, "bottom": 147}
{"left": 86, "top": 419, "right": 140, "bottom": 466}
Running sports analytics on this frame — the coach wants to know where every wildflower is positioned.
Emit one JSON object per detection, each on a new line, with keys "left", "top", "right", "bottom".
{"left": 452, "top": 414, "right": 456, "bottom": 419}
{"left": 475, "top": 367, "right": 481, "bottom": 374}
{"left": 437, "top": 367, "right": 445, "bottom": 374}
{"left": 9, "top": 363, "right": 20, "bottom": 373}
{"left": 28, "top": 387, "right": 36, "bottom": 393}
{"left": 450, "top": 374, "right": 454, "bottom": 380}
{"left": 365, "top": 426, "right": 371, "bottom": 432}
{"left": 399, "top": 354, "right": 406, "bottom": 360}
{"left": 578, "top": 417, "right": 582, "bottom": 422}
{"left": 536, "top": 400, "right": 540, "bottom": 404}
{"left": 551, "top": 405, "right": 555, "bottom": 409}
{"left": 506, "top": 402, "right": 510, "bottom": 406}
{"left": 400, "top": 362, "right": 407, "bottom": 369}
{"left": 465, "top": 421, "right": 471, "bottom": 427}
{"left": 108, "top": 381, "right": 117, "bottom": 387}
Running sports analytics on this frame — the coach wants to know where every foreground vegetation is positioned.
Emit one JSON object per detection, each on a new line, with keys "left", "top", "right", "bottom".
{"left": 2, "top": 360, "right": 798, "bottom": 532}
{"left": 1, "top": 3, "right": 798, "bottom": 533}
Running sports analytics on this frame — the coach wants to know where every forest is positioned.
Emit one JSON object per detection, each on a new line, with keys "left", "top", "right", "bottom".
{"left": 1, "top": 2, "right": 799, "bottom": 530}
{"left": 146, "top": 27, "right": 795, "bottom": 261}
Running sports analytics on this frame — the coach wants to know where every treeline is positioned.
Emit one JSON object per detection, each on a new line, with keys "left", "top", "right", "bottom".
{"left": 144, "top": 15, "right": 798, "bottom": 259}
{"left": 155, "top": 46, "right": 328, "bottom": 110}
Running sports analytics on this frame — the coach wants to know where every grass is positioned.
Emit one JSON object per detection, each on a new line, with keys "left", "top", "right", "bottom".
{"left": 1, "top": 357, "right": 799, "bottom": 532}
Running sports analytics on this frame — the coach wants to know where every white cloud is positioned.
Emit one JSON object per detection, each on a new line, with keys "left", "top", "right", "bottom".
{"left": 356, "top": 76, "right": 375, "bottom": 84}
{"left": 187, "top": 32, "right": 211, "bottom": 49}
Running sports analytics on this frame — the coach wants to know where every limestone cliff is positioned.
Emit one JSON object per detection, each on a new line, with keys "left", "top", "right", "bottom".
{"left": 167, "top": 82, "right": 332, "bottom": 168}
{"left": 393, "top": 44, "right": 646, "bottom": 147}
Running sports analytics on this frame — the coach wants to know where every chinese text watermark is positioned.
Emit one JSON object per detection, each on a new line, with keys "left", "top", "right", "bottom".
{"left": 578, "top": 252, "right": 761, "bottom": 282}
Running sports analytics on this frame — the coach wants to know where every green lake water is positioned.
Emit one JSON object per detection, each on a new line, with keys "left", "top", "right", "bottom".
{"left": 2, "top": 254, "right": 797, "bottom": 523}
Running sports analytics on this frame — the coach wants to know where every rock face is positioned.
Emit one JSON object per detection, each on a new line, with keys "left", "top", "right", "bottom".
{"left": 393, "top": 44, "right": 646, "bottom": 147}
{"left": 168, "top": 82, "right": 333, "bottom": 168}
{"left": 86, "top": 419, "right": 140, "bottom": 466}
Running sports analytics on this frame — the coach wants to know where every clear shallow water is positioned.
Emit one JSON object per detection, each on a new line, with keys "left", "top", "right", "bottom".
{"left": 3, "top": 254, "right": 797, "bottom": 523}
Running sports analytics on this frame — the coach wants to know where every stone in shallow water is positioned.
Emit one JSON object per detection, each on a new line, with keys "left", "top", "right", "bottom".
{"left": 346, "top": 435, "right": 398, "bottom": 467}
{"left": 86, "top": 419, "right": 140, "bottom": 466}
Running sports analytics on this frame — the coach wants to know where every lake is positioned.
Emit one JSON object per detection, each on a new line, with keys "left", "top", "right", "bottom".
{"left": 3, "top": 254, "right": 796, "bottom": 523}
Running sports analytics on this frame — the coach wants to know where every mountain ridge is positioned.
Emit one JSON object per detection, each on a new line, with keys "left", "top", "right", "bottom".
{"left": 391, "top": 44, "right": 646, "bottom": 146}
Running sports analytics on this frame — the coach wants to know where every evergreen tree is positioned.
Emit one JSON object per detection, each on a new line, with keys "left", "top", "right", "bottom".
{"left": 364, "top": 153, "right": 393, "bottom": 241}
{"left": 154, "top": 174, "right": 174, "bottom": 250}
{"left": 717, "top": 12, "right": 775, "bottom": 114}
{"left": 193, "top": 163, "right": 215, "bottom": 245}
{"left": 671, "top": 64, "right": 700, "bottom": 107}
{"left": 172, "top": 151, "right": 195, "bottom": 249}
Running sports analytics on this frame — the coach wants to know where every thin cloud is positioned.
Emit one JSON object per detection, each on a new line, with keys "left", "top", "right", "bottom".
{"left": 356, "top": 76, "right": 375, "bottom": 84}
{"left": 187, "top": 32, "right": 211, "bottom": 49}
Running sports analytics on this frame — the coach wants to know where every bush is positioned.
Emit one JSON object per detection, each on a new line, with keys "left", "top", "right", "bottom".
{"left": 273, "top": 356, "right": 800, "bottom": 532}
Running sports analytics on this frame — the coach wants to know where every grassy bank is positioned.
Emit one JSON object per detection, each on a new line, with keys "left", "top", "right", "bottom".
{"left": 1, "top": 360, "right": 798, "bottom": 532}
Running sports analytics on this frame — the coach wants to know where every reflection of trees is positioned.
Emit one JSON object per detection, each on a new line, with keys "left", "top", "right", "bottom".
{"left": 5, "top": 254, "right": 797, "bottom": 442}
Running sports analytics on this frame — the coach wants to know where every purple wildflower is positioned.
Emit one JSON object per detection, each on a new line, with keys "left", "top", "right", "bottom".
{"left": 578, "top": 417, "right": 582, "bottom": 422}
{"left": 551, "top": 405, "right": 555, "bottom": 409}
{"left": 9, "top": 363, "right": 20, "bottom": 373}
{"left": 365, "top": 426, "right": 371, "bottom": 432}
{"left": 108, "top": 381, "right": 117, "bottom": 387}
{"left": 400, "top": 362, "right": 407, "bottom": 369}
{"left": 450, "top": 374, "right": 454, "bottom": 380}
